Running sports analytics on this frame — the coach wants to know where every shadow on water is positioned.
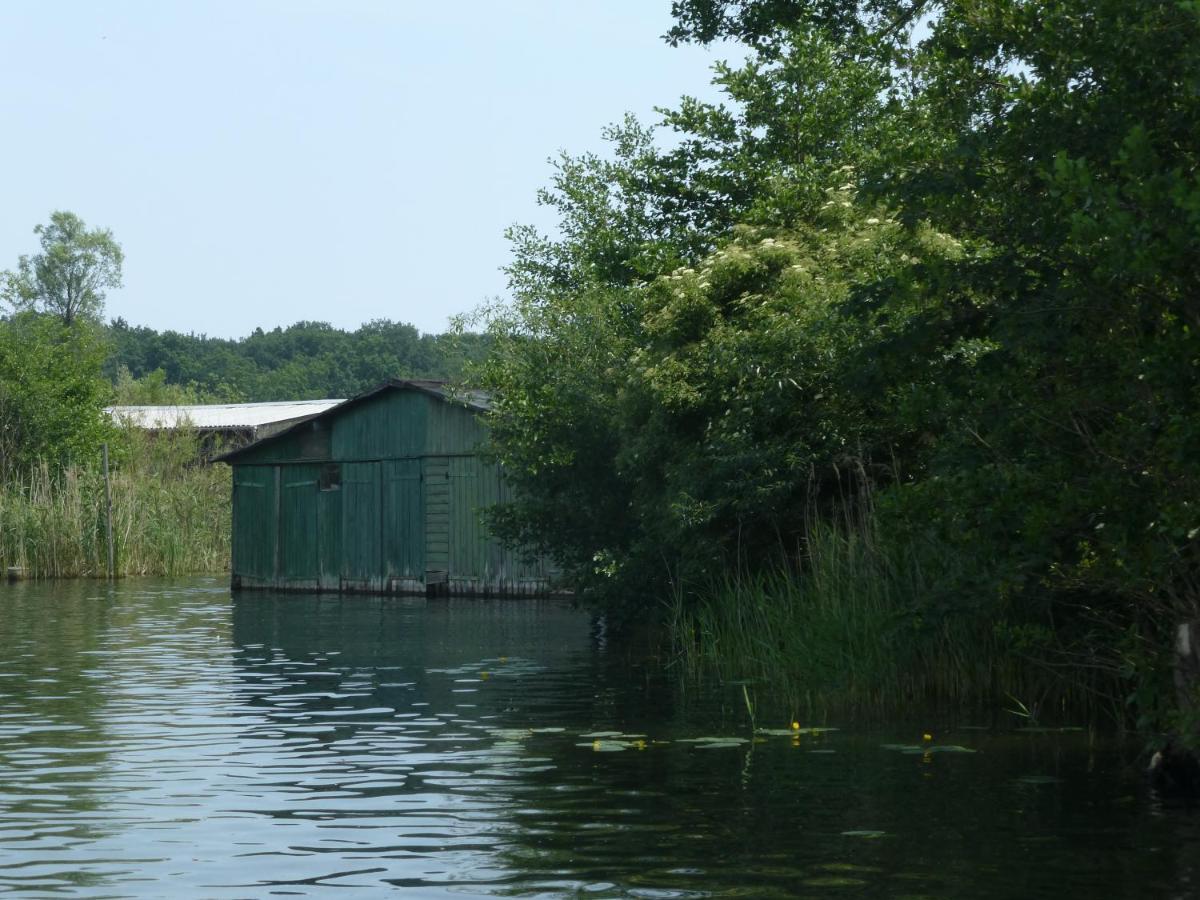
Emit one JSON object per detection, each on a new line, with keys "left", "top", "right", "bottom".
{"left": 0, "top": 578, "right": 1197, "bottom": 897}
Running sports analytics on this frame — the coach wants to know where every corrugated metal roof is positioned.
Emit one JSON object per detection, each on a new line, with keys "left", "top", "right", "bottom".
{"left": 106, "top": 399, "right": 346, "bottom": 431}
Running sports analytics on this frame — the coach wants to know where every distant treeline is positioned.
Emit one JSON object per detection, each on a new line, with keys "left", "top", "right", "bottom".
{"left": 105, "top": 318, "right": 487, "bottom": 403}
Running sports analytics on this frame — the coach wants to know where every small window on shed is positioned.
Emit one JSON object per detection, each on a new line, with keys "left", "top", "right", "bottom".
{"left": 319, "top": 463, "right": 342, "bottom": 491}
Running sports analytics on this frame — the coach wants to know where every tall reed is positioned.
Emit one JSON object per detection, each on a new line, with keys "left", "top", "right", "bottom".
{"left": 0, "top": 429, "right": 230, "bottom": 577}
{"left": 668, "top": 516, "right": 1097, "bottom": 720}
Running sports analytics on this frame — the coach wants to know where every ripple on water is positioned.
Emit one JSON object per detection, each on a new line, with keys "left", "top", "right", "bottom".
{"left": 0, "top": 580, "right": 1196, "bottom": 899}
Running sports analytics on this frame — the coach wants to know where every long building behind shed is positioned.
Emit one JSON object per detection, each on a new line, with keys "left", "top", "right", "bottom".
{"left": 107, "top": 399, "right": 345, "bottom": 448}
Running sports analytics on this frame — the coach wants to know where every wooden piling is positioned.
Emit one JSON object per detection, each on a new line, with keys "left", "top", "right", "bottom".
{"left": 102, "top": 443, "right": 115, "bottom": 579}
{"left": 1177, "top": 621, "right": 1200, "bottom": 713}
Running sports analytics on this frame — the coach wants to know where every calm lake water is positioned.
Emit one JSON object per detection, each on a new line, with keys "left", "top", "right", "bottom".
{"left": 0, "top": 579, "right": 1196, "bottom": 898}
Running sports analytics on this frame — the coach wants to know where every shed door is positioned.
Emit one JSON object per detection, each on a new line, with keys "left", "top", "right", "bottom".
{"left": 281, "top": 465, "right": 319, "bottom": 582}
{"left": 232, "top": 465, "right": 277, "bottom": 581}
{"left": 383, "top": 459, "right": 423, "bottom": 578}
{"left": 341, "top": 461, "right": 381, "bottom": 582}
{"left": 316, "top": 467, "right": 342, "bottom": 591}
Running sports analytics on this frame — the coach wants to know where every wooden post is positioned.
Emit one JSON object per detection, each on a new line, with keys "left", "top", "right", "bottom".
{"left": 102, "top": 443, "right": 115, "bottom": 579}
{"left": 1148, "top": 620, "right": 1200, "bottom": 795}
{"left": 1177, "top": 621, "right": 1200, "bottom": 714}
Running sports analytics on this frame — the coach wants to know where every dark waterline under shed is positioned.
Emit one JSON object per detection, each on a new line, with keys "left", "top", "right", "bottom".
{"left": 217, "top": 380, "right": 555, "bottom": 596}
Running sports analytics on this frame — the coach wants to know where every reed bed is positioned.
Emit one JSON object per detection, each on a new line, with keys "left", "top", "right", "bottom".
{"left": 0, "top": 431, "right": 230, "bottom": 578}
{"left": 668, "top": 518, "right": 1101, "bottom": 720}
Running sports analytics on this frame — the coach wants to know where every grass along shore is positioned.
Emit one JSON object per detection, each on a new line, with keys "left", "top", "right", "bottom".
{"left": 0, "top": 431, "right": 230, "bottom": 578}
{"left": 668, "top": 518, "right": 1120, "bottom": 724}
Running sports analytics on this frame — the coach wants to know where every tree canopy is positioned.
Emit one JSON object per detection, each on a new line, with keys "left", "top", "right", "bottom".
{"left": 0, "top": 313, "right": 113, "bottom": 477}
{"left": 474, "top": 0, "right": 1200, "bottom": 725}
{"left": 105, "top": 318, "right": 488, "bottom": 402}
{"left": 2, "top": 211, "right": 124, "bottom": 326}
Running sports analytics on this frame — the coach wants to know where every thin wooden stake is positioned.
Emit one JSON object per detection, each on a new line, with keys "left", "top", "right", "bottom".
{"left": 102, "top": 443, "right": 115, "bottom": 579}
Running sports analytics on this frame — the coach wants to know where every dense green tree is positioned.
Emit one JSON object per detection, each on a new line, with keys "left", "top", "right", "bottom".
{"left": 665, "top": 0, "right": 925, "bottom": 48}
{"left": 477, "top": 0, "right": 1200, "bottom": 727}
{"left": 472, "top": 286, "right": 641, "bottom": 592}
{"left": 0, "top": 314, "right": 113, "bottom": 476}
{"left": 2, "top": 212, "right": 124, "bottom": 326}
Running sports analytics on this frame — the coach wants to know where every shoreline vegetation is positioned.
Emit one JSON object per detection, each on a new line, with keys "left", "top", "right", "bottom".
{"left": 466, "top": 0, "right": 1200, "bottom": 749}
{"left": 0, "top": 430, "right": 230, "bottom": 579}
{"left": 667, "top": 516, "right": 1121, "bottom": 724}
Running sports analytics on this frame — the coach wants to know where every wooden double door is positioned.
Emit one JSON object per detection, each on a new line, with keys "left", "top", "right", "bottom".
{"left": 274, "top": 459, "right": 429, "bottom": 591}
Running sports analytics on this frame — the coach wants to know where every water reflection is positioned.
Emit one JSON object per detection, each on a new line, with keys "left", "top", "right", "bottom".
{"left": 0, "top": 579, "right": 1196, "bottom": 898}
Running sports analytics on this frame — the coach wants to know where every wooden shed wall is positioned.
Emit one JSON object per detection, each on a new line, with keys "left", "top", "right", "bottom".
{"left": 229, "top": 388, "right": 552, "bottom": 596}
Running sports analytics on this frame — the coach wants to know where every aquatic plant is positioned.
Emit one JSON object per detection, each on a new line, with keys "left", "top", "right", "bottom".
{"left": 0, "top": 428, "right": 230, "bottom": 578}
{"left": 668, "top": 516, "right": 1109, "bottom": 719}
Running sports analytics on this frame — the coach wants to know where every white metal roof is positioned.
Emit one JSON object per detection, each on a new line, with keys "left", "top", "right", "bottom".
{"left": 106, "top": 399, "right": 345, "bottom": 431}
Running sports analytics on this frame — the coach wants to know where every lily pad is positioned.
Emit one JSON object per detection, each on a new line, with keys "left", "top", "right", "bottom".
{"left": 575, "top": 736, "right": 652, "bottom": 752}
{"left": 576, "top": 739, "right": 631, "bottom": 752}
{"left": 579, "top": 731, "right": 624, "bottom": 738}
{"left": 842, "top": 830, "right": 887, "bottom": 839}
{"left": 681, "top": 739, "right": 744, "bottom": 748}
{"left": 757, "top": 727, "right": 839, "bottom": 736}
{"left": 1015, "top": 774, "right": 1063, "bottom": 785}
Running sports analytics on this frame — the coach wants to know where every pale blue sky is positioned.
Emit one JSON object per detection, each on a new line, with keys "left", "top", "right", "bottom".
{"left": 0, "top": 2, "right": 727, "bottom": 337}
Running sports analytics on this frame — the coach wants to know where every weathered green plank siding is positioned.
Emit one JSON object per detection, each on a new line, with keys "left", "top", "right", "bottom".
{"left": 341, "top": 461, "right": 381, "bottom": 588}
{"left": 423, "top": 455, "right": 450, "bottom": 581}
{"left": 281, "top": 465, "right": 320, "bottom": 583}
{"left": 446, "top": 457, "right": 555, "bottom": 592}
{"left": 317, "top": 480, "right": 341, "bottom": 591}
{"left": 448, "top": 455, "right": 494, "bottom": 585}
{"left": 226, "top": 420, "right": 332, "bottom": 466}
{"left": 332, "top": 391, "right": 428, "bottom": 461}
{"left": 232, "top": 465, "right": 276, "bottom": 582}
{"left": 383, "top": 459, "right": 423, "bottom": 582}
{"left": 425, "top": 398, "right": 487, "bottom": 456}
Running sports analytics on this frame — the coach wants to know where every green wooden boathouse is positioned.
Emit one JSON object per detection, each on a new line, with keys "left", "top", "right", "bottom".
{"left": 217, "top": 380, "right": 553, "bottom": 596}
